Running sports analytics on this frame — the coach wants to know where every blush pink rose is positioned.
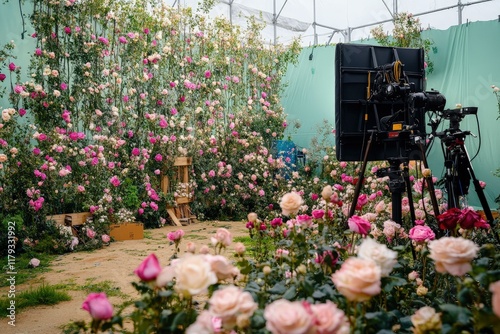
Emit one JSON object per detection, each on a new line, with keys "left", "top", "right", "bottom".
{"left": 101, "top": 234, "right": 111, "bottom": 243}
{"left": 211, "top": 228, "right": 232, "bottom": 247}
{"left": 409, "top": 225, "right": 435, "bottom": 243}
{"left": 134, "top": 253, "right": 162, "bottom": 281}
{"left": 331, "top": 257, "right": 381, "bottom": 302}
{"left": 280, "top": 192, "right": 303, "bottom": 216}
{"left": 264, "top": 299, "right": 313, "bottom": 334}
{"left": 428, "top": 237, "right": 479, "bottom": 276}
{"left": 208, "top": 285, "right": 257, "bottom": 329}
{"left": 205, "top": 254, "right": 239, "bottom": 281}
{"left": 310, "top": 301, "right": 350, "bottom": 334}
{"left": 82, "top": 292, "right": 113, "bottom": 320}
{"left": 347, "top": 215, "right": 371, "bottom": 236}
{"left": 489, "top": 280, "right": 500, "bottom": 319}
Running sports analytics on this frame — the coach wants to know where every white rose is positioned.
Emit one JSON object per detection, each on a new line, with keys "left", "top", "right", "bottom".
{"left": 357, "top": 237, "right": 398, "bottom": 277}
{"left": 174, "top": 254, "right": 217, "bottom": 297}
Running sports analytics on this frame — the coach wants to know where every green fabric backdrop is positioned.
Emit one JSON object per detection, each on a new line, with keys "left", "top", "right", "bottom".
{"left": 281, "top": 20, "right": 500, "bottom": 208}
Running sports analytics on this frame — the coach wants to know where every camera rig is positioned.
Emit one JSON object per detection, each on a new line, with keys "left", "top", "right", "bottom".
{"left": 335, "top": 44, "right": 444, "bottom": 237}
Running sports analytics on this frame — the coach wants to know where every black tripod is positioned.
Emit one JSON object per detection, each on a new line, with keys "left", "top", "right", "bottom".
{"left": 431, "top": 109, "right": 496, "bottom": 225}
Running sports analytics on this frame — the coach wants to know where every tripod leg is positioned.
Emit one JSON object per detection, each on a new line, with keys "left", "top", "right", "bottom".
{"left": 417, "top": 142, "right": 441, "bottom": 217}
{"left": 348, "top": 132, "right": 374, "bottom": 222}
{"left": 402, "top": 162, "right": 417, "bottom": 260}
{"left": 460, "top": 145, "right": 500, "bottom": 243}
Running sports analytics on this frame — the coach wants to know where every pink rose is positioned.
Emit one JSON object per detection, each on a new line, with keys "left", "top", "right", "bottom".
{"left": 311, "top": 209, "right": 325, "bottom": 219}
{"left": 310, "top": 301, "right": 350, "bottom": 334}
{"left": 29, "top": 258, "right": 40, "bottom": 268}
{"left": 280, "top": 192, "right": 303, "bottom": 216}
{"left": 428, "top": 237, "right": 479, "bottom": 276}
{"left": 167, "top": 229, "right": 185, "bottom": 241}
{"left": 331, "top": 257, "right": 381, "bottom": 301}
{"left": 208, "top": 285, "right": 257, "bottom": 329}
{"left": 234, "top": 242, "right": 246, "bottom": 255}
{"left": 357, "top": 193, "right": 368, "bottom": 207}
{"left": 101, "top": 234, "right": 110, "bottom": 243}
{"left": 86, "top": 228, "right": 96, "bottom": 239}
{"left": 205, "top": 254, "right": 239, "bottom": 281}
{"left": 489, "top": 280, "right": 500, "bottom": 318}
{"left": 82, "top": 292, "right": 113, "bottom": 320}
{"left": 211, "top": 228, "right": 232, "bottom": 247}
{"left": 134, "top": 253, "right": 162, "bottom": 281}
{"left": 347, "top": 215, "right": 371, "bottom": 236}
{"left": 264, "top": 299, "right": 314, "bottom": 334}
{"left": 409, "top": 225, "right": 435, "bottom": 243}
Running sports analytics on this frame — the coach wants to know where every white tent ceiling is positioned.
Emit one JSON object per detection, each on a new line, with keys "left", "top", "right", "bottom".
{"left": 172, "top": 0, "right": 500, "bottom": 45}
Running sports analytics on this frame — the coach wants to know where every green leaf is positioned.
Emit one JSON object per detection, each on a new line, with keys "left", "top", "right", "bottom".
{"left": 268, "top": 282, "right": 287, "bottom": 295}
{"left": 312, "top": 290, "right": 326, "bottom": 299}
{"left": 457, "top": 287, "right": 473, "bottom": 305}
{"left": 382, "top": 276, "right": 408, "bottom": 293}
{"left": 245, "top": 281, "right": 261, "bottom": 292}
{"left": 283, "top": 285, "right": 297, "bottom": 300}
{"left": 439, "top": 304, "right": 472, "bottom": 325}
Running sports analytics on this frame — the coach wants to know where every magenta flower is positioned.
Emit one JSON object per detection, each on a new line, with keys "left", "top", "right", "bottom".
{"left": 82, "top": 293, "right": 114, "bottom": 320}
{"left": 86, "top": 228, "right": 96, "bottom": 239}
{"left": 134, "top": 253, "right": 161, "bottom": 281}
{"left": 0, "top": 73, "right": 6, "bottom": 81}
{"left": 8, "top": 62, "right": 16, "bottom": 71}
{"left": 348, "top": 215, "right": 371, "bottom": 236}
{"left": 64, "top": 26, "right": 71, "bottom": 34}
{"left": 118, "top": 36, "right": 127, "bottom": 44}
{"left": 154, "top": 154, "right": 163, "bottom": 162}
{"left": 167, "top": 229, "right": 185, "bottom": 242}
{"left": 110, "top": 175, "right": 121, "bottom": 187}
{"left": 205, "top": 70, "right": 211, "bottom": 78}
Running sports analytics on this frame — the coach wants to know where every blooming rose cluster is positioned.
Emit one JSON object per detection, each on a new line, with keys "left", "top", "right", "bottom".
{"left": 264, "top": 299, "right": 349, "bottom": 334}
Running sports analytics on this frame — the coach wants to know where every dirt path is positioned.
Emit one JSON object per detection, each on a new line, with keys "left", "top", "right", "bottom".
{"left": 1, "top": 220, "right": 248, "bottom": 334}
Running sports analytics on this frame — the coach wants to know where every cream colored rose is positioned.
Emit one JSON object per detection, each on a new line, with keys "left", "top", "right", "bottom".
{"left": 174, "top": 254, "right": 217, "bottom": 297}
{"left": 186, "top": 310, "right": 214, "bottom": 334}
{"left": 310, "top": 301, "right": 350, "bottom": 334}
{"left": 489, "top": 280, "right": 500, "bottom": 318}
{"left": 331, "top": 257, "right": 381, "bottom": 302}
{"left": 280, "top": 192, "right": 303, "bottom": 216}
{"left": 428, "top": 237, "right": 479, "bottom": 276}
{"left": 0, "top": 154, "right": 7, "bottom": 163}
{"left": 247, "top": 212, "right": 258, "bottom": 223}
{"left": 321, "top": 185, "right": 333, "bottom": 201}
{"left": 264, "top": 299, "right": 313, "bottom": 334}
{"left": 357, "top": 237, "right": 398, "bottom": 277}
{"left": 416, "top": 285, "right": 428, "bottom": 296}
{"left": 411, "top": 306, "right": 442, "bottom": 334}
{"left": 209, "top": 285, "right": 257, "bottom": 329}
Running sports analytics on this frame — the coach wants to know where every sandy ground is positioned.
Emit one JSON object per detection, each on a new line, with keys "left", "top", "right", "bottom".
{"left": 1, "top": 220, "right": 248, "bottom": 334}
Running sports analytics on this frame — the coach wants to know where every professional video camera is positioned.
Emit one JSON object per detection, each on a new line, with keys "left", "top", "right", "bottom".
{"left": 335, "top": 43, "right": 446, "bottom": 161}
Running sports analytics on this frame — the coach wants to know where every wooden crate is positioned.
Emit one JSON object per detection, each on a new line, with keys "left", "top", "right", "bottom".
{"left": 46, "top": 212, "right": 91, "bottom": 226}
{"left": 109, "top": 222, "right": 144, "bottom": 241}
{"left": 161, "top": 157, "right": 196, "bottom": 226}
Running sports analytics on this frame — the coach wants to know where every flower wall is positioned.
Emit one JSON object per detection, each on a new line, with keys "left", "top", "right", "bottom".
{"left": 0, "top": 0, "right": 302, "bottom": 232}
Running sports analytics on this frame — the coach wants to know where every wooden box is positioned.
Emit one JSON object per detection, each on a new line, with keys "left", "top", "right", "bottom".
{"left": 46, "top": 212, "right": 91, "bottom": 226}
{"left": 109, "top": 222, "right": 144, "bottom": 241}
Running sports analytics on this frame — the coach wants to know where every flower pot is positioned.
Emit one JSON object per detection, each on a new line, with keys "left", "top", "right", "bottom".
{"left": 46, "top": 212, "right": 91, "bottom": 226}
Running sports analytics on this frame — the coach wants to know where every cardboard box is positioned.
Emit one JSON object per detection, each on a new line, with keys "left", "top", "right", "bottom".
{"left": 109, "top": 222, "right": 144, "bottom": 241}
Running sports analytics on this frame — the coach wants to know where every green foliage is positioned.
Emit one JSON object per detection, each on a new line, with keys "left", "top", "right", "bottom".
{"left": 0, "top": 284, "right": 71, "bottom": 317}
{"left": 371, "top": 12, "right": 435, "bottom": 73}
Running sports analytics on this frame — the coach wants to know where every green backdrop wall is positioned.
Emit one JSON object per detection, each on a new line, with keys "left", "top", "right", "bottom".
{"left": 281, "top": 20, "right": 500, "bottom": 209}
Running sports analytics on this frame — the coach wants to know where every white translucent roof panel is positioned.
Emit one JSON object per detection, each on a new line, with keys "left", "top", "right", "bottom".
{"left": 171, "top": 0, "right": 500, "bottom": 45}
